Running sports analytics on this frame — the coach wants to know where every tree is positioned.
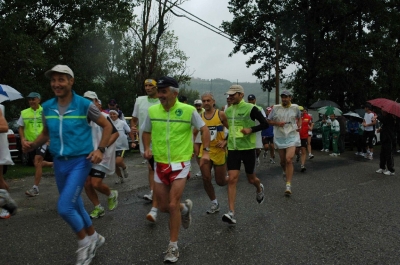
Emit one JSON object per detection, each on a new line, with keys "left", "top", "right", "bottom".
{"left": 222, "top": 0, "right": 400, "bottom": 110}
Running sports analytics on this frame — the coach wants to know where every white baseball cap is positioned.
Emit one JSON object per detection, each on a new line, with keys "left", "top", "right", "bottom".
{"left": 45, "top": 65, "right": 74, "bottom": 78}
{"left": 83, "top": 91, "right": 98, "bottom": 100}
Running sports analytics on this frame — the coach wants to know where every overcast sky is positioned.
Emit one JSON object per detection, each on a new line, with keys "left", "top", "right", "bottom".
{"left": 168, "top": 0, "right": 261, "bottom": 83}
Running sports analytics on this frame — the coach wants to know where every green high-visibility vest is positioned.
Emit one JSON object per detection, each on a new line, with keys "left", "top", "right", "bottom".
{"left": 148, "top": 100, "right": 195, "bottom": 164}
{"left": 21, "top": 105, "right": 43, "bottom": 141}
{"left": 225, "top": 100, "right": 256, "bottom": 150}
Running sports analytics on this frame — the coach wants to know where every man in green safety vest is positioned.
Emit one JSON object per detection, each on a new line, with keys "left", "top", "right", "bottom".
{"left": 142, "top": 76, "right": 210, "bottom": 263}
{"left": 18, "top": 92, "right": 53, "bottom": 197}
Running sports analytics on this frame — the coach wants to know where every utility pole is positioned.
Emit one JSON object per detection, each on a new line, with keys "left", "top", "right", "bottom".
{"left": 275, "top": 34, "right": 280, "bottom": 104}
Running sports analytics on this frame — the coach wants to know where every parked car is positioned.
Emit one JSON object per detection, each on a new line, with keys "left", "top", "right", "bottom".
{"left": 7, "top": 129, "right": 19, "bottom": 160}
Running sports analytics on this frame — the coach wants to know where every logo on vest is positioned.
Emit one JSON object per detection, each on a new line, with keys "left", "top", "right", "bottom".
{"left": 175, "top": 109, "right": 183, "bottom": 116}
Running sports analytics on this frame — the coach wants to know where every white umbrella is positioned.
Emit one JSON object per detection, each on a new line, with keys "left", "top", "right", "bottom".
{"left": 0, "top": 84, "right": 23, "bottom": 103}
{"left": 343, "top": 112, "right": 363, "bottom": 121}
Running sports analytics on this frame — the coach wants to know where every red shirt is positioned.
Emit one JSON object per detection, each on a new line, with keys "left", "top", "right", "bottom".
{"left": 300, "top": 113, "right": 312, "bottom": 139}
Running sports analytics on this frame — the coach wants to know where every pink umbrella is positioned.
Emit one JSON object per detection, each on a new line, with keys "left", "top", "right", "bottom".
{"left": 368, "top": 98, "right": 400, "bottom": 117}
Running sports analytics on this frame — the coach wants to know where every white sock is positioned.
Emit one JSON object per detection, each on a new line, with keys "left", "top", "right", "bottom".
{"left": 169, "top": 241, "right": 178, "bottom": 249}
{"left": 78, "top": 236, "right": 91, "bottom": 248}
{"left": 150, "top": 207, "right": 158, "bottom": 212}
{"left": 88, "top": 231, "right": 98, "bottom": 241}
{"left": 181, "top": 204, "right": 188, "bottom": 215}
{"left": 33, "top": 185, "right": 39, "bottom": 190}
{"left": 211, "top": 199, "right": 218, "bottom": 204}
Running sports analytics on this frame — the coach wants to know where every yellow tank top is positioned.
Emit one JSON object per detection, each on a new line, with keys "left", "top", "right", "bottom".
{"left": 201, "top": 109, "right": 225, "bottom": 147}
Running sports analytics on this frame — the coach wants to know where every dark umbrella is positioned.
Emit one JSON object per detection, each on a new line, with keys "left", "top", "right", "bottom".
{"left": 354, "top": 108, "right": 365, "bottom": 117}
{"left": 310, "top": 100, "right": 340, "bottom": 109}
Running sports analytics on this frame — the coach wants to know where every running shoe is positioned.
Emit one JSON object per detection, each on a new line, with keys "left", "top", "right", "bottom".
{"left": 256, "top": 157, "right": 260, "bottom": 167}
{"left": 270, "top": 158, "right": 276, "bottom": 164}
{"left": 75, "top": 244, "right": 91, "bottom": 265}
{"left": 206, "top": 202, "right": 220, "bottom": 214}
{"left": 384, "top": 171, "right": 395, "bottom": 176}
{"left": 376, "top": 168, "right": 386, "bottom": 174}
{"left": 90, "top": 205, "right": 105, "bottom": 219}
{"left": 0, "top": 208, "right": 10, "bottom": 219}
{"left": 263, "top": 151, "right": 267, "bottom": 159}
{"left": 89, "top": 234, "right": 105, "bottom": 259}
{"left": 222, "top": 211, "right": 236, "bottom": 224}
{"left": 256, "top": 183, "right": 264, "bottom": 204}
{"left": 143, "top": 192, "right": 153, "bottom": 202}
{"left": 284, "top": 184, "right": 292, "bottom": 196}
{"left": 308, "top": 154, "right": 314, "bottom": 159}
{"left": 0, "top": 189, "right": 17, "bottom": 215}
{"left": 141, "top": 159, "right": 147, "bottom": 164}
{"left": 25, "top": 186, "right": 39, "bottom": 197}
{"left": 320, "top": 148, "right": 325, "bottom": 151}
{"left": 122, "top": 167, "right": 129, "bottom": 178}
{"left": 195, "top": 171, "right": 202, "bottom": 177}
{"left": 368, "top": 154, "right": 373, "bottom": 160}
{"left": 301, "top": 165, "right": 306, "bottom": 172}
{"left": 146, "top": 209, "right": 157, "bottom": 222}
{"left": 108, "top": 190, "right": 118, "bottom": 210}
{"left": 324, "top": 149, "right": 329, "bottom": 152}
{"left": 163, "top": 245, "right": 179, "bottom": 263}
{"left": 115, "top": 176, "right": 124, "bottom": 184}
{"left": 329, "top": 153, "right": 338, "bottom": 157}
{"left": 181, "top": 199, "right": 193, "bottom": 229}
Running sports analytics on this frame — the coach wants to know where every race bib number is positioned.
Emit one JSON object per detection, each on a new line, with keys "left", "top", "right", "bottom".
{"left": 208, "top": 126, "right": 217, "bottom": 141}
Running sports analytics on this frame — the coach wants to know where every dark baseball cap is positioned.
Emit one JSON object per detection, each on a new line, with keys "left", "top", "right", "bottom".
{"left": 27, "top": 92, "right": 41, "bottom": 99}
{"left": 157, "top": 76, "right": 179, "bottom": 89}
{"left": 248, "top": 94, "right": 256, "bottom": 100}
{"left": 109, "top": 99, "right": 117, "bottom": 106}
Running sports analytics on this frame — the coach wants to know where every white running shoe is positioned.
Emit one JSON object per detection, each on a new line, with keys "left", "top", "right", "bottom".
{"left": 195, "top": 171, "right": 202, "bottom": 177}
{"left": 384, "top": 171, "right": 395, "bottom": 176}
{"left": 285, "top": 184, "right": 292, "bottom": 196}
{"left": 146, "top": 209, "right": 158, "bottom": 222}
{"left": 143, "top": 192, "right": 153, "bottom": 202}
{"left": 89, "top": 234, "right": 105, "bottom": 260}
{"left": 163, "top": 245, "right": 179, "bottom": 263}
{"left": 122, "top": 167, "right": 129, "bottom": 178}
{"left": 376, "top": 168, "right": 385, "bottom": 174}
{"left": 206, "top": 202, "right": 220, "bottom": 214}
{"left": 75, "top": 245, "right": 91, "bottom": 265}
{"left": 0, "top": 208, "right": 10, "bottom": 219}
{"left": 181, "top": 199, "right": 193, "bottom": 229}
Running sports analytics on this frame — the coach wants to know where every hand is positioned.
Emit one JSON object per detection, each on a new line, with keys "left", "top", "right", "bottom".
{"left": 87, "top": 149, "right": 103, "bottom": 164}
{"left": 199, "top": 152, "right": 210, "bottom": 168}
{"left": 277, "top": 121, "right": 286, "bottom": 127}
{"left": 22, "top": 141, "right": 35, "bottom": 153}
{"left": 241, "top": 128, "right": 252, "bottom": 135}
{"left": 143, "top": 149, "right": 153, "bottom": 160}
{"left": 131, "top": 142, "right": 137, "bottom": 149}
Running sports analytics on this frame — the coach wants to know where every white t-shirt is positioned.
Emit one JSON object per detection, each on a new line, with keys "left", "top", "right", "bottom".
{"left": 267, "top": 104, "right": 301, "bottom": 149}
{"left": 132, "top": 96, "right": 160, "bottom": 154}
{"left": 111, "top": 118, "right": 131, "bottom": 151}
{"left": 364, "top": 112, "right": 375, "bottom": 131}
{"left": 91, "top": 113, "right": 116, "bottom": 175}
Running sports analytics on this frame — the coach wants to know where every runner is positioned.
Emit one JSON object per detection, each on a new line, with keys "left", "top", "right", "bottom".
{"left": 196, "top": 92, "right": 229, "bottom": 214}
{"left": 262, "top": 107, "right": 275, "bottom": 163}
{"left": 22, "top": 65, "right": 110, "bottom": 265}
{"left": 222, "top": 85, "right": 268, "bottom": 225}
{"left": 142, "top": 76, "right": 210, "bottom": 263}
{"left": 18, "top": 92, "right": 53, "bottom": 197}
{"left": 193, "top": 99, "right": 205, "bottom": 177}
{"left": 247, "top": 94, "right": 267, "bottom": 166}
{"left": 131, "top": 78, "right": 160, "bottom": 222}
{"left": 83, "top": 91, "right": 119, "bottom": 219}
{"left": 267, "top": 90, "right": 301, "bottom": 196}
{"left": 299, "top": 106, "right": 313, "bottom": 172}
{"left": 109, "top": 109, "right": 130, "bottom": 184}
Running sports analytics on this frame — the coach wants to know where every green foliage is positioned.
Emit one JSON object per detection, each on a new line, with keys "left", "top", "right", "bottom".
{"left": 223, "top": 0, "right": 400, "bottom": 111}
{"left": 0, "top": 0, "right": 191, "bottom": 120}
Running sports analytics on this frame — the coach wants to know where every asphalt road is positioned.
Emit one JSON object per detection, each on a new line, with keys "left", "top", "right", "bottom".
{"left": 2, "top": 147, "right": 400, "bottom": 265}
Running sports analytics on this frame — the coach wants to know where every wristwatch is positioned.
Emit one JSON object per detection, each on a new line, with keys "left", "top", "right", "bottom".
{"left": 97, "top": 147, "right": 106, "bottom": 153}
{"left": 203, "top": 147, "right": 210, "bottom": 152}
